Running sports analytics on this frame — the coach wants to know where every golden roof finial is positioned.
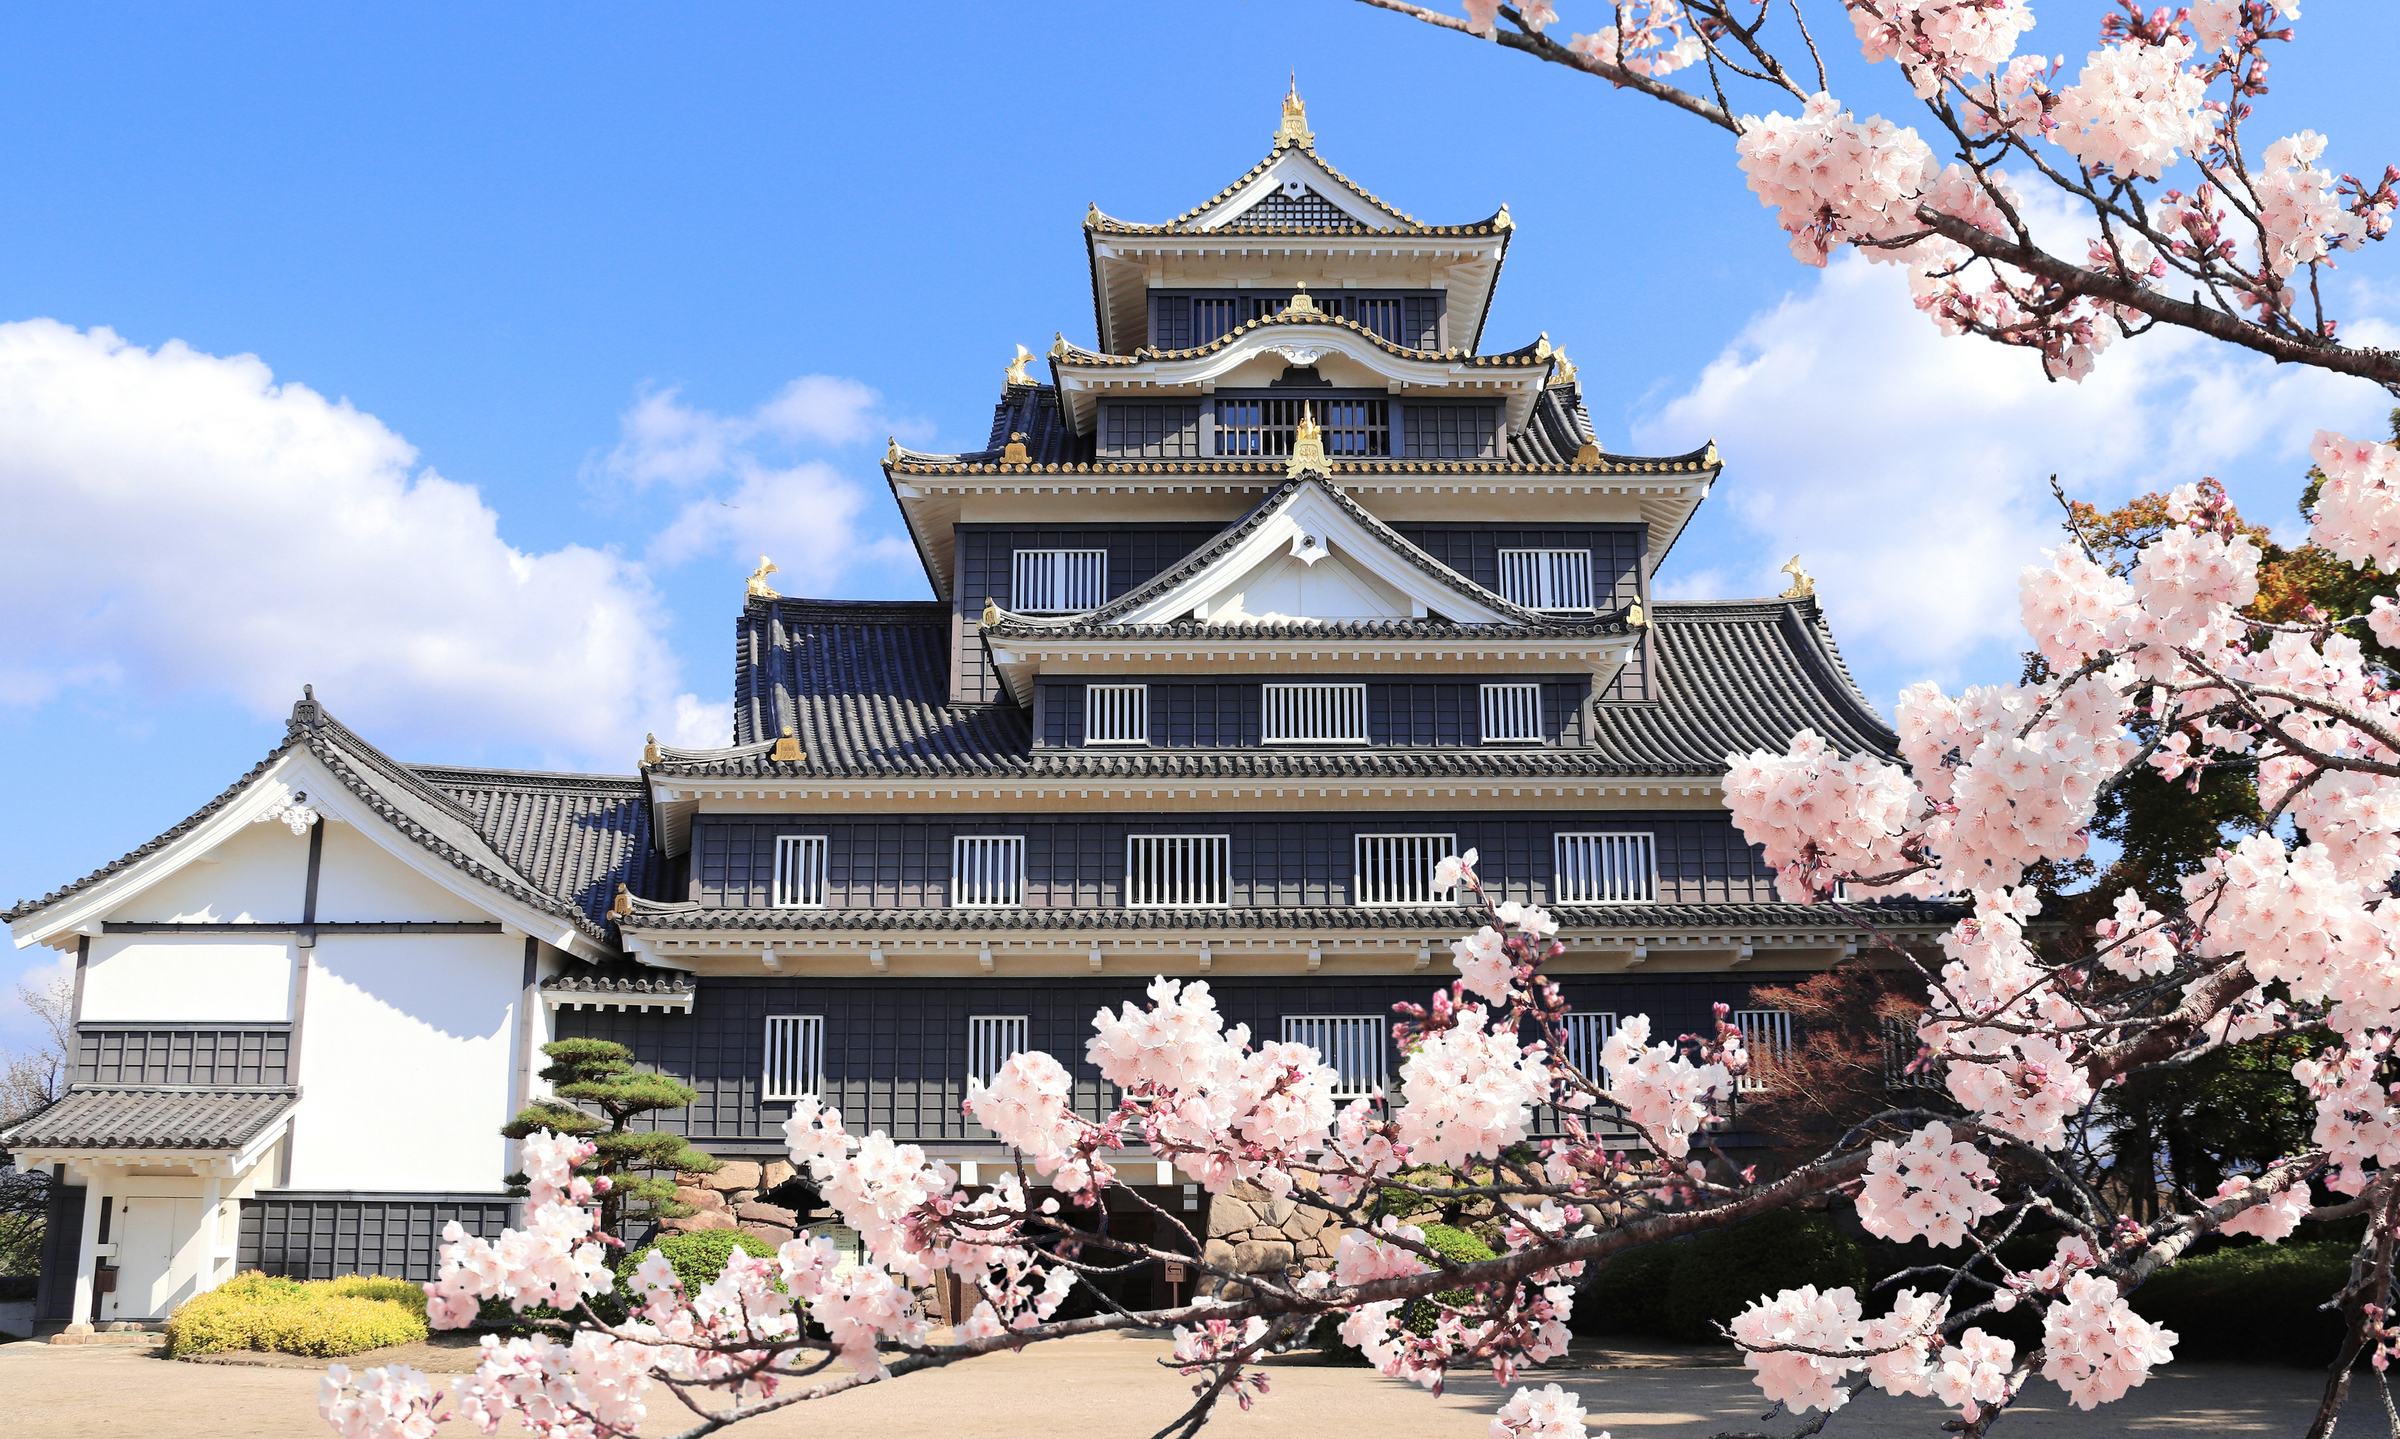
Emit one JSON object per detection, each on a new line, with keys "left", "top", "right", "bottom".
{"left": 1574, "top": 438, "right": 1602, "bottom": 465}
{"left": 1004, "top": 343, "right": 1036, "bottom": 387}
{"left": 1049, "top": 331, "right": 1070, "bottom": 359}
{"left": 642, "top": 732, "right": 660, "bottom": 766}
{"left": 1275, "top": 75, "right": 1314, "bottom": 149}
{"left": 1285, "top": 402, "right": 1328, "bottom": 480}
{"left": 746, "top": 556, "right": 781, "bottom": 600}
{"left": 980, "top": 596, "right": 1001, "bottom": 628}
{"left": 1001, "top": 431, "right": 1030, "bottom": 465}
{"left": 610, "top": 883, "right": 634, "bottom": 919}
{"left": 1280, "top": 281, "right": 1320, "bottom": 317}
{"left": 770, "top": 724, "right": 803, "bottom": 764}
{"left": 1780, "top": 555, "right": 1817, "bottom": 600}
{"left": 885, "top": 435, "right": 901, "bottom": 464}
{"left": 1534, "top": 332, "right": 1552, "bottom": 360}
{"left": 1627, "top": 599, "right": 1647, "bottom": 628}
{"left": 1549, "top": 349, "right": 1579, "bottom": 387}
{"left": 1495, "top": 202, "right": 1514, "bottom": 231}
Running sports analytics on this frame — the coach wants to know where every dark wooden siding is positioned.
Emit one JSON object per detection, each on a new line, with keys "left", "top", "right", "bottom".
{"left": 558, "top": 972, "right": 1807, "bottom": 1148}
{"left": 950, "top": 524, "right": 1223, "bottom": 703}
{"left": 1036, "top": 677, "right": 1587, "bottom": 750}
{"left": 37, "top": 1179, "right": 84, "bottom": 1322}
{"left": 238, "top": 1193, "right": 514, "bottom": 1282}
{"left": 1391, "top": 524, "right": 1645, "bottom": 615}
{"left": 75, "top": 1024, "right": 290, "bottom": 1087}
{"left": 692, "top": 810, "right": 1774, "bottom": 910}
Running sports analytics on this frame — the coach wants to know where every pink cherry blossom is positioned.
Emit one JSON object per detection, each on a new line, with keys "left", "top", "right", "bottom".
{"left": 1847, "top": 0, "right": 2038, "bottom": 99}
{"left": 2310, "top": 428, "right": 2400, "bottom": 572}
{"left": 1489, "top": 1382, "right": 1591, "bottom": 1439}
{"left": 1731, "top": 1284, "right": 1864, "bottom": 1414}
{"left": 1855, "top": 1122, "right": 2005, "bottom": 1247}
{"left": 1930, "top": 1328, "right": 2017, "bottom": 1421}
{"left": 2050, "top": 36, "right": 2210, "bottom": 180}
{"left": 2040, "top": 1273, "right": 2177, "bottom": 1408}
{"left": 2215, "top": 1174, "right": 2313, "bottom": 1241}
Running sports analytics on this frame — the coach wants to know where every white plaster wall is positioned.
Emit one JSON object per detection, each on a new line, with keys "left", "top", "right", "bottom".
{"left": 289, "top": 932, "right": 520, "bottom": 1192}
{"left": 107, "top": 817, "right": 311, "bottom": 923}
{"left": 311, "top": 820, "right": 490, "bottom": 923}
{"left": 81, "top": 936, "right": 294, "bottom": 1023}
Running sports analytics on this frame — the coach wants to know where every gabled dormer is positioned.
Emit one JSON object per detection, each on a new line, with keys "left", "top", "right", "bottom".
{"left": 1083, "top": 86, "right": 1513, "bottom": 356}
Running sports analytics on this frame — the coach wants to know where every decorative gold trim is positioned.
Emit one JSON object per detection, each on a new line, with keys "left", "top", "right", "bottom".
{"left": 1001, "top": 432, "right": 1030, "bottom": 465}
{"left": 1273, "top": 77, "right": 1314, "bottom": 149}
{"left": 1284, "top": 403, "right": 1327, "bottom": 480}
{"left": 770, "top": 725, "right": 804, "bottom": 764}
{"left": 642, "top": 732, "right": 661, "bottom": 767}
{"left": 1574, "top": 439, "right": 1602, "bottom": 465}
{"left": 745, "top": 556, "right": 781, "bottom": 599}
{"left": 1780, "top": 556, "right": 1817, "bottom": 599}
{"left": 1279, "top": 282, "right": 1320, "bottom": 317}
{"left": 1627, "top": 600, "right": 1647, "bottom": 628}
{"left": 1004, "top": 344, "right": 1037, "bottom": 387}
{"left": 1548, "top": 349, "right": 1578, "bottom": 387}
{"left": 609, "top": 884, "right": 634, "bottom": 920}
{"left": 981, "top": 597, "right": 1001, "bottom": 628}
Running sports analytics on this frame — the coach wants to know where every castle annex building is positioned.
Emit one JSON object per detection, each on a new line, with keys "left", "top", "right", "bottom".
{"left": 2, "top": 94, "right": 1939, "bottom": 1328}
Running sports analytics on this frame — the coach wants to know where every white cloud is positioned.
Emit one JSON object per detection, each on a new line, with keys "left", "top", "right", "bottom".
{"left": 668, "top": 693, "right": 733, "bottom": 750}
{"left": 0, "top": 320, "right": 717, "bottom": 766}
{"left": 599, "top": 375, "right": 882, "bottom": 489}
{"left": 1632, "top": 254, "right": 2393, "bottom": 697}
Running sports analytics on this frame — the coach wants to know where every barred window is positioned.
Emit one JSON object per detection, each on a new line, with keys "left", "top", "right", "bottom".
{"left": 1353, "top": 833, "right": 1458, "bottom": 907}
{"left": 1560, "top": 1011, "right": 1618, "bottom": 1080}
{"left": 1125, "top": 835, "right": 1231, "bottom": 909}
{"left": 771, "top": 836, "right": 828, "bottom": 909}
{"left": 761, "top": 1016, "right": 824, "bottom": 1102}
{"left": 1011, "top": 549, "right": 1107, "bottom": 613}
{"left": 1884, "top": 1015, "right": 1943, "bottom": 1089}
{"left": 1554, "top": 832, "right": 1657, "bottom": 904}
{"left": 1191, "top": 297, "right": 1241, "bottom": 345}
{"left": 951, "top": 835, "right": 1024, "bottom": 909}
{"left": 1497, "top": 549, "right": 1595, "bottom": 611}
{"left": 1214, "top": 397, "right": 1389, "bottom": 457}
{"left": 1083, "top": 684, "right": 1148, "bottom": 746}
{"left": 1283, "top": 1016, "right": 1385, "bottom": 1099}
{"left": 1735, "top": 1010, "right": 1794, "bottom": 1093}
{"left": 1262, "top": 683, "right": 1367, "bottom": 744}
{"left": 1403, "top": 404, "right": 1499, "bottom": 459}
{"left": 968, "top": 1016, "right": 1029, "bottom": 1087}
{"left": 1479, "top": 683, "right": 1544, "bottom": 744}
{"left": 1100, "top": 402, "right": 1201, "bottom": 458}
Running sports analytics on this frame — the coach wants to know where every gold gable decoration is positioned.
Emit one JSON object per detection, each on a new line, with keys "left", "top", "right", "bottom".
{"left": 1274, "top": 77, "right": 1313, "bottom": 149}
{"left": 770, "top": 725, "right": 804, "bottom": 764}
{"left": 1279, "top": 282, "right": 1321, "bottom": 317}
{"left": 1285, "top": 403, "right": 1328, "bottom": 479}
{"left": 641, "top": 732, "right": 660, "bottom": 766}
{"left": 1002, "top": 432, "right": 1030, "bottom": 464}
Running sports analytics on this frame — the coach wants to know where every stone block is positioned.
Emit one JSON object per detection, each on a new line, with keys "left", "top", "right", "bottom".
{"left": 1208, "top": 1195, "right": 1257, "bottom": 1233}
{"left": 1230, "top": 1239, "right": 1294, "bottom": 1274}
{"left": 1261, "top": 1197, "right": 1297, "bottom": 1228}
{"left": 1202, "top": 1238, "right": 1238, "bottom": 1271}
{"left": 673, "top": 1185, "right": 727, "bottom": 1211}
{"left": 675, "top": 1209, "right": 736, "bottom": 1232}
{"left": 762, "top": 1161, "right": 797, "bottom": 1191}
{"left": 701, "top": 1161, "right": 763, "bottom": 1192}
{"left": 741, "top": 1223, "right": 795, "bottom": 1247}
{"left": 736, "top": 1201, "right": 798, "bottom": 1228}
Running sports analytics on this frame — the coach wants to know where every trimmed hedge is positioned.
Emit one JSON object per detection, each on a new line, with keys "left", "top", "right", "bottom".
{"left": 166, "top": 1272, "right": 428, "bottom": 1358}
{"left": 616, "top": 1229, "right": 780, "bottom": 1301}
{"left": 1401, "top": 1224, "right": 1496, "bottom": 1337}
{"left": 2128, "top": 1241, "right": 2350, "bottom": 1366}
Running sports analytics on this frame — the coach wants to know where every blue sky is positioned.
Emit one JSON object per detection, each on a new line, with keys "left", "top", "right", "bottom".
{"left": 5, "top": 3, "right": 2399, "bottom": 1026}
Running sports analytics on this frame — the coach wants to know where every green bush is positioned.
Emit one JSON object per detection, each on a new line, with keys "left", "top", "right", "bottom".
{"left": 1579, "top": 1243, "right": 1684, "bottom": 1336}
{"left": 1663, "top": 1212, "right": 1867, "bottom": 1344}
{"left": 1401, "top": 1223, "right": 1496, "bottom": 1337}
{"left": 616, "top": 1229, "right": 779, "bottom": 1301}
{"left": 2128, "top": 1241, "right": 2350, "bottom": 1366}
{"left": 166, "top": 1272, "right": 428, "bottom": 1358}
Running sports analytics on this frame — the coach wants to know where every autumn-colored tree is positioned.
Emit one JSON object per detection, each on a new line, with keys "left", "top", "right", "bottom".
{"left": 1743, "top": 963, "right": 1946, "bottom": 1166}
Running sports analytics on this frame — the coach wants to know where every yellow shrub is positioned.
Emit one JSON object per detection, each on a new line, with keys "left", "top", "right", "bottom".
{"left": 166, "top": 1272, "right": 428, "bottom": 1358}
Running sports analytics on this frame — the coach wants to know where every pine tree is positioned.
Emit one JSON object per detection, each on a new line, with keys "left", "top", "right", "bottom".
{"left": 502, "top": 1038, "right": 720, "bottom": 1238}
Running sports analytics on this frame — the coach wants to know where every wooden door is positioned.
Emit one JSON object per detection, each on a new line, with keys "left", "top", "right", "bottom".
{"left": 107, "top": 1199, "right": 197, "bottom": 1321}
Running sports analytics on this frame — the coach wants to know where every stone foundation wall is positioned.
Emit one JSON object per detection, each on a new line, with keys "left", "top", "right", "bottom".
{"left": 663, "top": 1160, "right": 802, "bottom": 1245}
{"left": 1200, "top": 1180, "right": 1335, "bottom": 1296}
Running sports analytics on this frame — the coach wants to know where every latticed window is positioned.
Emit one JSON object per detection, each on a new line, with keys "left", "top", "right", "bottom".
{"left": 1560, "top": 1012, "right": 1618, "bottom": 1081}
{"left": 1262, "top": 683, "right": 1367, "bottom": 744}
{"left": 1353, "top": 833, "right": 1458, "bottom": 907}
{"left": 1497, "top": 549, "right": 1595, "bottom": 610}
{"left": 1403, "top": 404, "right": 1500, "bottom": 458}
{"left": 1554, "top": 832, "right": 1657, "bottom": 904}
{"left": 951, "top": 835, "right": 1024, "bottom": 909}
{"left": 1479, "top": 684, "right": 1544, "bottom": 744}
{"left": 1083, "top": 684, "right": 1148, "bottom": 745}
{"left": 771, "top": 836, "right": 827, "bottom": 909}
{"left": 967, "top": 1016, "right": 1029, "bottom": 1087}
{"left": 760, "top": 1015, "right": 824, "bottom": 1101}
{"left": 1213, "top": 397, "right": 1389, "bottom": 457}
{"left": 1283, "top": 1016, "right": 1385, "bottom": 1099}
{"left": 1735, "top": 1011, "right": 1794, "bottom": 1093}
{"left": 1011, "top": 549, "right": 1106, "bottom": 613}
{"left": 1125, "top": 835, "right": 1231, "bottom": 909}
{"left": 1100, "top": 402, "right": 1201, "bottom": 458}
{"left": 1242, "top": 185, "right": 1355, "bottom": 226}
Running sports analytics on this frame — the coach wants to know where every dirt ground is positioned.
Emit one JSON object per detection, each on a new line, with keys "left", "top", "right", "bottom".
{"left": 0, "top": 1331, "right": 2327, "bottom": 1438}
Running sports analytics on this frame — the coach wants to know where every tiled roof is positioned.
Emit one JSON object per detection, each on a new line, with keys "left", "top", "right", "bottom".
{"left": 4, "top": 693, "right": 637, "bottom": 948}
{"left": 413, "top": 767, "right": 660, "bottom": 931}
{"left": 2, "top": 1087, "right": 296, "bottom": 1151}
{"left": 1084, "top": 140, "right": 1497, "bottom": 236}
{"left": 539, "top": 965, "right": 694, "bottom": 998}
{"left": 1593, "top": 600, "right": 1899, "bottom": 769}
{"left": 1051, "top": 312, "right": 1555, "bottom": 371}
{"left": 886, "top": 385, "right": 1690, "bottom": 477}
{"left": 654, "top": 596, "right": 1889, "bottom": 782}
{"left": 618, "top": 899, "right": 1960, "bottom": 934}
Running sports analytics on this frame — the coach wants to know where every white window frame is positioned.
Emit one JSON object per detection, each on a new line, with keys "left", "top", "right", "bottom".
{"left": 1124, "top": 834, "right": 1232, "bottom": 909}
{"left": 1479, "top": 683, "right": 1544, "bottom": 744}
{"left": 951, "top": 835, "right": 1025, "bottom": 909}
{"left": 1735, "top": 1009, "right": 1794, "bottom": 1093}
{"left": 1553, "top": 832, "right": 1658, "bottom": 905}
{"left": 1496, "top": 548, "right": 1595, "bottom": 612}
{"left": 761, "top": 1015, "right": 825, "bottom": 1102}
{"left": 771, "top": 835, "right": 829, "bottom": 909}
{"left": 1352, "top": 833, "right": 1459, "bottom": 908}
{"left": 1283, "top": 1016, "right": 1385, "bottom": 1100}
{"left": 1012, "top": 548, "right": 1107, "bottom": 613}
{"left": 968, "top": 1015, "right": 1030, "bottom": 1087}
{"left": 1261, "top": 683, "right": 1368, "bottom": 745}
{"left": 1083, "top": 683, "right": 1149, "bottom": 746}
{"left": 1559, "top": 1011, "right": 1618, "bottom": 1080}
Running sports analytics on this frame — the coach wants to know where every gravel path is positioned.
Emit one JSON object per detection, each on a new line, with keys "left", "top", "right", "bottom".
{"left": 0, "top": 1333, "right": 2326, "bottom": 1438}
